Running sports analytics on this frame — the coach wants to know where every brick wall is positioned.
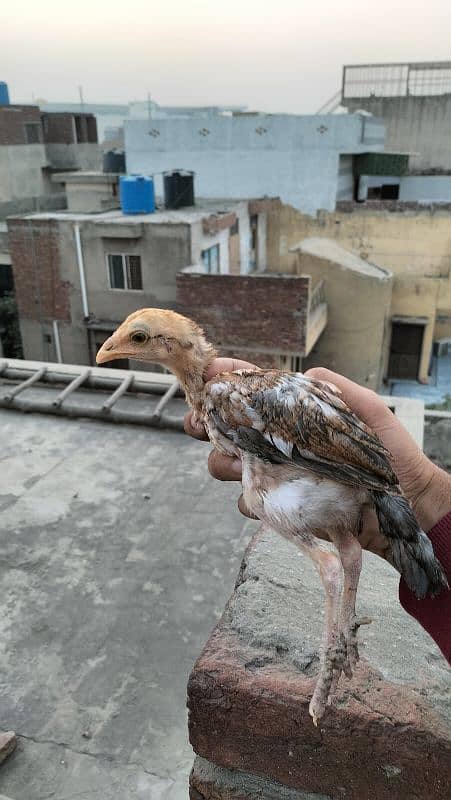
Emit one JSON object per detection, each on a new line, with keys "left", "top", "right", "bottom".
{"left": 41, "top": 113, "right": 98, "bottom": 144}
{"left": 42, "top": 113, "right": 75, "bottom": 144}
{"left": 188, "top": 527, "right": 451, "bottom": 800}
{"left": 8, "top": 219, "right": 71, "bottom": 322}
{"left": 176, "top": 272, "right": 310, "bottom": 362}
{"left": 0, "top": 105, "right": 42, "bottom": 145}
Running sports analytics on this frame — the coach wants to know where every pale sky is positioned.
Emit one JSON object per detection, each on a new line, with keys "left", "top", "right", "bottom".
{"left": 4, "top": 0, "right": 451, "bottom": 112}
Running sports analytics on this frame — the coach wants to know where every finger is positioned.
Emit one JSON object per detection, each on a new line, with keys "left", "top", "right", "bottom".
{"left": 205, "top": 358, "right": 259, "bottom": 381}
{"left": 184, "top": 411, "right": 208, "bottom": 440}
{"left": 208, "top": 449, "right": 242, "bottom": 481}
{"left": 237, "top": 493, "right": 259, "bottom": 519}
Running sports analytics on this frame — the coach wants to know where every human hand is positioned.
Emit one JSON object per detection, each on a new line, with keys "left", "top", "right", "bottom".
{"left": 184, "top": 362, "right": 451, "bottom": 557}
{"left": 307, "top": 369, "right": 451, "bottom": 530}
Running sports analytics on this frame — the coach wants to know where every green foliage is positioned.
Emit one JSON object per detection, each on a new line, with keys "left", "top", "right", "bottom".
{"left": 0, "top": 292, "right": 23, "bottom": 359}
{"left": 426, "top": 394, "right": 451, "bottom": 411}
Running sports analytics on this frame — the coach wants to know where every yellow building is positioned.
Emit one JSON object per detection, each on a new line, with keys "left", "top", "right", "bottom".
{"left": 266, "top": 201, "right": 451, "bottom": 387}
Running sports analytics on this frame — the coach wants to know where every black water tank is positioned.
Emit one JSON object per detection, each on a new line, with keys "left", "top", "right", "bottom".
{"left": 163, "top": 170, "right": 195, "bottom": 209}
{"left": 103, "top": 150, "right": 126, "bottom": 173}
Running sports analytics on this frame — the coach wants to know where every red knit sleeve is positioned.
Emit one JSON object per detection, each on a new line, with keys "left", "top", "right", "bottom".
{"left": 399, "top": 510, "right": 451, "bottom": 664}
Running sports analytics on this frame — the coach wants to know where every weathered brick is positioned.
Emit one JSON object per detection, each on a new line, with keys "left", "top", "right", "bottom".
{"left": 177, "top": 272, "right": 310, "bottom": 356}
{"left": 188, "top": 528, "right": 451, "bottom": 800}
{"left": 7, "top": 218, "right": 71, "bottom": 323}
{"left": 0, "top": 105, "right": 42, "bottom": 146}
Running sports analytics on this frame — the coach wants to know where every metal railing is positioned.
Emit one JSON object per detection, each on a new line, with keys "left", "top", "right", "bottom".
{"left": 0, "top": 360, "right": 185, "bottom": 430}
{"left": 309, "top": 280, "right": 326, "bottom": 314}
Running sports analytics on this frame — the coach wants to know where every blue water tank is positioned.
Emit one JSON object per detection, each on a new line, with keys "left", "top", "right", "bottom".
{"left": 0, "top": 82, "right": 10, "bottom": 106}
{"left": 119, "top": 175, "right": 155, "bottom": 215}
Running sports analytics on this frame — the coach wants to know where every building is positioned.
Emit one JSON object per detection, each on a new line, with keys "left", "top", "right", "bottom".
{"left": 264, "top": 199, "right": 451, "bottom": 388}
{"left": 177, "top": 267, "right": 327, "bottom": 370}
{"left": 0, "top": 103, "right": 101, "bottom": 219}
{"left": 124, "top": 113, "right": 386, "bottom": 215}
{"left": 40, "top": 100, "right": 247, "bottom": 143}
{"left": 7, "top": 194, "right": 269, "bottom": 366}
{"left": 342, "top": 61, "right": 451, "bottom": 171}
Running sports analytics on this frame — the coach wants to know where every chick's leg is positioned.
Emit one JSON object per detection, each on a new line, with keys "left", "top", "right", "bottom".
{"left": 302, "top": 544, "right": 344, "bottom": 725}
{"left": 333, "top": 533, "right": 371, "bottom": 678}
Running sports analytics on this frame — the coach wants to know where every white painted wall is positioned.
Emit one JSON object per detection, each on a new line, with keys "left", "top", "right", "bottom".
{"left": 125, "top": 114, "right": 385, "bottom": 215}
{"left": 190, "top": 201, "right": 254, "bottom": 274}
{"left": 399, "top": 175, "right": 451, "bottom": 203}
{"left": 359, "top": 174, "right": 451, "bottom": 203}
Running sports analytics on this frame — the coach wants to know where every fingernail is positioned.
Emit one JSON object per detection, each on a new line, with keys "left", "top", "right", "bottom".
{"left": 232, "top": 459, "right": 242, "bottom": 475}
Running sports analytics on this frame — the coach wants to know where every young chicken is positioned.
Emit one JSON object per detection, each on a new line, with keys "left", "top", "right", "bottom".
{"left": 96, "top": 308, "right": 448, "bottom": 724}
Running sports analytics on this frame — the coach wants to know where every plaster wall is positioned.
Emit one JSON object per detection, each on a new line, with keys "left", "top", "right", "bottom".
{"left": 125, "top": 114, "right": 385, "bottom": 215}
{"left": 345, "top": 94, "right": 451, "bottom": 170}
{"left": 266, "top": 202, "right": 451, "bottom": 382}
{"left": 295, "top": 243, "right": 392, "bottom": 388}
{"left": 0, "top": 145, "right": 47, "bottom": 203}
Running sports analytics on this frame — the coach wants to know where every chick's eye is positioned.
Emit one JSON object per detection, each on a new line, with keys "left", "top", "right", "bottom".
{"left": 130, "top": 331, "right": 148, "bottom": 344}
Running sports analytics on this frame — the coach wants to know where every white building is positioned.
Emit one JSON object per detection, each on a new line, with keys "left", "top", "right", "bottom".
{"left": 124, "top": 113, "right": 386, "bottom": 215}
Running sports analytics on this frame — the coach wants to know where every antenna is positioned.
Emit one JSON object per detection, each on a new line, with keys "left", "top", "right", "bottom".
{"left": 78, "top": 85, "right": 85, "bottom": 113}
{"left": 147, "top": 91, "right": 152, "bottom": 120}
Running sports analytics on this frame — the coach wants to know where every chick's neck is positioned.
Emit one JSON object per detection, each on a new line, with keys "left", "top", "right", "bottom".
{"left": 170, "top": 337, "right": 217, "bottom": 410}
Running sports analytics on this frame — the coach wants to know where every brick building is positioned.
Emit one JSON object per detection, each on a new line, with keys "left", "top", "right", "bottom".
{"left": 176, "top": 270, "right": 327, "bottom": 369}
{"left": 0, "top": 104, "right": 100, "bottom": 221}
{"left": 7, "top": 197, "right": 280, "bottom": 366}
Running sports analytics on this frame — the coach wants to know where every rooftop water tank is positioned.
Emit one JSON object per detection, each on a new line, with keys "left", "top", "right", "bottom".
{"left": 0, "top": 82, "right": 10, "bottom": 106}
{"left": 103, "top": 150, "right": 126, "bottom": 174}
{"left": 164, "top": 170, "right": 195, "bottom": 210}
{"left": 119, "top": 175, "right": 155, "bottom": 215}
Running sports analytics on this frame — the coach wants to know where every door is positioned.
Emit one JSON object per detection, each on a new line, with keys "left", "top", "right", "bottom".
{"left": 228, "top": 219, "right": 240, "bottom": 274}
{"left": 387, "top": 322, "right": 424, "bottom": 380}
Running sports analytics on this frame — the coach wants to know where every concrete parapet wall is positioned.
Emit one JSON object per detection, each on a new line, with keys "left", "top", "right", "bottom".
{"left": 188, "top": 527, "right": 450, "bottom": 800}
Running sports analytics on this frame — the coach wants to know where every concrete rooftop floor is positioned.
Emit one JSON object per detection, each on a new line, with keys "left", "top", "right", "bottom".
{"left": 0, "top": 401, "right": 449, "bottom": 799}
{"left": 0, "top": 408, "right": 253, "bottom": 799}
{"left": 390, "top": 353, "right": 451, "bottom": 406}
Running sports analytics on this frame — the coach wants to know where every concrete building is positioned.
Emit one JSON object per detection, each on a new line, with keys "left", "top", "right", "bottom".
{"left": 265, "top": 199, "right": 451, "bottom": 387}
{"left": 292, "top": 238, "right": 392, "bottom": 387}
{"left": 7, "top": 195, "right": 268, "bottom": 366}
{"left": 342, "top": 61, "right": 451, "bottom": 171}
{"left": 40, "top": 100, "right": 247, "bottom": 143}
{"left": 0, "top": 103, "right": 101, "bottom": 219}
{"left": 124, "top": 113, "right": 386, "bottom": 215}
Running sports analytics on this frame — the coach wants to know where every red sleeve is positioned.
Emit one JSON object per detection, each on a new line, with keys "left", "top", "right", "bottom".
{"left": 399, "top": 510, "right": 451, "bottom": 664}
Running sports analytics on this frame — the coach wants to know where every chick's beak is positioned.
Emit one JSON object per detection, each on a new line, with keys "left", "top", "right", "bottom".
{"left": 96, "top": 334, "right": 122, "bottom": 364}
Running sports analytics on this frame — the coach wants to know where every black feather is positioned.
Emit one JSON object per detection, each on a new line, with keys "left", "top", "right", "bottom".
{"left": 371, "top": 490, "right": 449, "bottom": 598}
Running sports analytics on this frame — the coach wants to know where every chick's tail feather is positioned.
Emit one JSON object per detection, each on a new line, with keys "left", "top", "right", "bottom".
{"left": 370, "top": 490, "right": 449, "bottom": 599}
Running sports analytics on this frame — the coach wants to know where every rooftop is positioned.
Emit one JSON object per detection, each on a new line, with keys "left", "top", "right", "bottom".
{"left": 18, "top": 198, "right": 250, "bottom": 226}
{"left": 0, "top": 361, "right": 436, "bottom": 798}
{"left": 291, "top": 237, "right": 392, "bottom": 278}
{"left": 0, "top": 399, "right": 252, "bottom": 799}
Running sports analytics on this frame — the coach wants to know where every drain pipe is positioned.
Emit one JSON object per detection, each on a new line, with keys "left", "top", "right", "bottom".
{"left": 74, "top": 223, "right": 89, "bottom": 319}
{"left": 52, "top": 320, "right": 63, "bottom": 363}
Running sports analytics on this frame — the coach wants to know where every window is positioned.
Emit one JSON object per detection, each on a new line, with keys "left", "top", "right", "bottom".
{"left": 201, "top": 244, "right": 220, "bottom": 274}
{"left": 24, "top": 122, "right": 42, "bottom": 144}
{"left": 107, "top": 254, "right": 143, "bottom": 290}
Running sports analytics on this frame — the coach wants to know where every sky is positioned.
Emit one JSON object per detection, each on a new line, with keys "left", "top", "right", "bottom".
{"left": 4, "top": 0, "right": 451, "bottom": 113}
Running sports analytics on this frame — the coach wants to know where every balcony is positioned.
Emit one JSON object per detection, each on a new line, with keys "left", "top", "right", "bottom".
{"left": 176, "top": 268, "right": 327, "bottom": 367}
